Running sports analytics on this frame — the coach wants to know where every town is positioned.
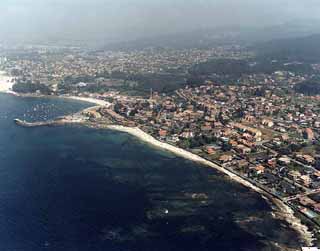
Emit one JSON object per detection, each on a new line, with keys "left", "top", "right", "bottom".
{"left": 3, "top": 43, "right": 320, "bottom": 236}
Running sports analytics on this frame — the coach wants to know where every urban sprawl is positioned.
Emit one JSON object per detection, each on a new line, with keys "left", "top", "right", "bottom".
{"left": 2, "top": 44, "right": 320, "bottom": 236}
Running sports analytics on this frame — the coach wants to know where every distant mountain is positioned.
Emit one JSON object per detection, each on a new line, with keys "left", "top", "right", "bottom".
{"left": 2, "top": 20, "right": 319, "bottom": 50}
{"left": 254, "top": 33, "right": 320, "bottom": 63}
{"left": 103, "top": 21, "right": 320, "bottom": 51}
{"left": 103, "top": 28, "right": 243, "bottom": 51}
{"left": 240, "top": 20, "right": 320, "bottom": 43}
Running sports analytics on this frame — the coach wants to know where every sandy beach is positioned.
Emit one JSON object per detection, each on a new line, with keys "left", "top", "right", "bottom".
{"left": 0, "top": 71, "right": 16, "bottom": 94}
{"left": 5, "top": 93, "right": 112, "bottom": 107}
{"left": 105, "top": 125, "right": 315, "bottom": 247}
{"left": 61, "top": 95, "right": 111, "bottom": 107}
{"left": 7, "top": 90, "right": 315, "bottom": 247}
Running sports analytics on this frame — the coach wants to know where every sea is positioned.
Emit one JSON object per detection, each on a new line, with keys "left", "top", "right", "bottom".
{"left": 0, "top": 93, "right": 304, "bottom": 251}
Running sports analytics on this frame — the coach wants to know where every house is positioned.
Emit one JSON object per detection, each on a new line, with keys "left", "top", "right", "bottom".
{"left": 253, "top": 165, "right": 265, "bottom": 175}
{"left": 267, "top": 158, "right": 277, "bottom": 168}
{"left": 180, "top": 131, "right": 194, "bottom": 138}
{"left": 229, "top": 140, "right": 238, "bottom": 147}
{"left": 299, "top": 196, "right": 316, "bottom": 207}
{"left": 205, "top": 146, "right": 216, "bottom": 155}
{"left": 313, "top": 203, "right": 320, "bottom": 212}
{"left": 243, "top": 115, "right": 255, "bottom": 122}
{"left": 84, "top": 109, "right": 102, "bottom": 119}
{"left": 237, "top": 159, "right": 249, "bottom": 168}
{"left": 303, "top": 128, "right": 315, "bottom": 141}
{"left": 201, "top": 125, "right": 212, "bottom": 132}
{"left": 236, "top": 144, "right": 251, "bottom": 154}
{"left": 262, "top": 119, "right": 274, "bottom": 128}
{"left": 313, "top": 171, "right": 320, "bottom": 179}
{"left": 288, "top": 170, "right": 302, "bottom": 181}
{"left": 159, "top": 129, "right": 168, "bottom": 138}
{"left": 281, "top": 134, "right": 289, "bottom": 141}
{"left": 300, "top": 175, "right": 311, "bottom": 187}
{"left": 297, "top": 154, "right": 315, "bottom": 165}
{"left": 232, "top": 123, "right": 263, "bottom": 141}
{"left": 219, "top": 155, "right": 233, "bottom": 163}
{"left": 278, "top": 156, "right": 291, "bottom": 165}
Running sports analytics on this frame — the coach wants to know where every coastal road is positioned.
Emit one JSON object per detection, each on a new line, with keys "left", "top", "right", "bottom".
{"left": 284, "top": 188, "right": 320, "bottom": 202}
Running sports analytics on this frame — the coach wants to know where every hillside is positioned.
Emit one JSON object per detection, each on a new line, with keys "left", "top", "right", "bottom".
{"left": 294, "top": 81, "right": 320, "bottom": 96}
{"left": 254, "top": 34, "right": 320, "bottom": 63}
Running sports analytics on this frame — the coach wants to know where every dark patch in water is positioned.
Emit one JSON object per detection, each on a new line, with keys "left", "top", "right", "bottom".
{"left": 0, "top": 93, "right": 303, "bottom": 250}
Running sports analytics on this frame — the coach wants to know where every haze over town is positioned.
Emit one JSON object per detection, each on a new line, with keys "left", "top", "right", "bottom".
{"left": 2, "top": 1, "right": 320, "bottom": 250}
{"left": 1, "top": 0, "right": 320, "bottom": 45}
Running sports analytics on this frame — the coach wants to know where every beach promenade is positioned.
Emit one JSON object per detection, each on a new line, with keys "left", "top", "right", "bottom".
{"left": 105, "top": 125, "right": 314, "bottom": 247}
{"left": 10, "top": 93, "right": 316, "bottom": 247}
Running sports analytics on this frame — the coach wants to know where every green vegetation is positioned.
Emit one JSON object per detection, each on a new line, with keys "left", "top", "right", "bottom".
{"left": 294, "top": 81, "right": 320, "bottom": 96}
{"left": 12, "top": 82, "right": 52, "bottom": 95}
{"left": 190, "top": 59, "right": 251, "bottom": 76}
{"left": 91, "top": 71, "right": 188, "bottom": 95}
{"left": 177, "top": 135, "right": 218, "bottom": 149}
{"left": 254, "top": 34, "right": 320, "bottom": 63}
{"left": 189, "top": 58, "right": 314, "bottom": 82}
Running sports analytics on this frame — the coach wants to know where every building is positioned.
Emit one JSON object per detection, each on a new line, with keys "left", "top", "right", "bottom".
{"left": 301, "top": 247, "right": 320, "bottom": 251}
{"left": 232, "top": 123, "right": 262, "bottom": 142}
{"left": 159, "top": 129, "right": 168, "bottom": 138}
{"left": 253, "top": 165, "right": 265, "bottom": 175}
{"left": 299, "top": 196, "right": 316, "bottom": 207}
{"left": 303, "top": 128, "right": 315, "bottom": 141}
{"left": 262, "top": 119, "right": 274, "bottom": 128}
{"left": 219, "top": 155, "right": 233, "bottom": 163}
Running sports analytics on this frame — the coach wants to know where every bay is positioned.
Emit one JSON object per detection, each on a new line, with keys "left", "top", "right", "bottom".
{"left": 0, "top": 93, "right": 303, "bottom": 251}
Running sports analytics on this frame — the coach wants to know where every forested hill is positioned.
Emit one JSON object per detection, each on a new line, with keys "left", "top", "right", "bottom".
{"left": 253, "top": 34, "right": 320, "bottom": 63}
{"left": 189, "top": 58, "right": 314, "bottom": 81}
{"left": 294, "top": 81, "right": 320, "bottom": 96}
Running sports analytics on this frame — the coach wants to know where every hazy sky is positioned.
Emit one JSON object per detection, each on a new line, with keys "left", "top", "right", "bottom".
{"left": 1, "top": 0, "right": 320, "bottom": 44}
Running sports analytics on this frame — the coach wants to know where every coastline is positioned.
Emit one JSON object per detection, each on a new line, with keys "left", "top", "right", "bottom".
{"left": 0, "top": 71, "right": 16, "bottom": 95}
{"left": 60, "top": 95, "right": 111, "bottom": 107}
{"left": 0, "top": 69, "right": 110, "bottom": 107}
{"left": 0, "top": 88, "right": 111, "bottom": 108}
{"left": 6, "top": 91, "right": 315, "bottom": 247}
{"left": 105, "top": 124, "right": 315, "bottom": 247}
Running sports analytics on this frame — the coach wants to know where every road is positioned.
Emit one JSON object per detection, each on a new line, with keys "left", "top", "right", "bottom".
{"left": 284, "top": 188, "right": 320, "bottom": 202}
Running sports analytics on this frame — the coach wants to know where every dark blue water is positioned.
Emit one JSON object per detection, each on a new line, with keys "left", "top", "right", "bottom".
{"left": 0, "top": 93, "right": 303, "bottom": 251}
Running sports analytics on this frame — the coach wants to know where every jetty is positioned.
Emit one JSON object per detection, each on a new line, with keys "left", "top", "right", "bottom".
{"left": 14, "top": 117, "right": 83, "bottom": 127}
{"left": 14, "top": 118, "right": 55, "bottom": 127}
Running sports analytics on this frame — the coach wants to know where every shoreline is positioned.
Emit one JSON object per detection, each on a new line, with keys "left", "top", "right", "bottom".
{"left": 0, "top": 71, "right": 16, "bottom": 95}
{"left": 60, "top": 95, "right": 111, "bottom": 107}
{"left": 0, "top": 90, "right": 111, "bottom": 108}
{"left": 0, "top": 70, "right": 110, "bottom": 107}
{"left": 5, "top": 91, "right": 316, "bottom": 247}
{"left": 104, "top": 124, "right": 315, "bottom": 247}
